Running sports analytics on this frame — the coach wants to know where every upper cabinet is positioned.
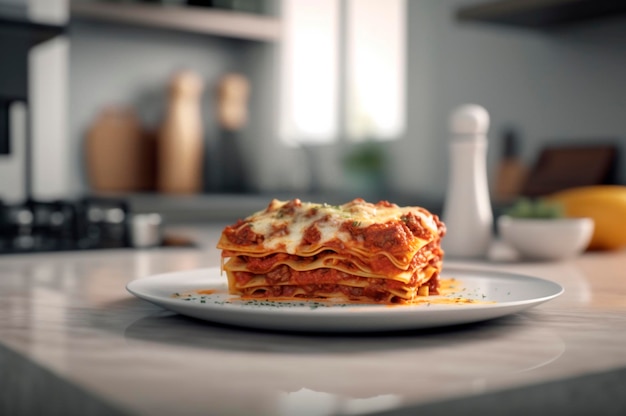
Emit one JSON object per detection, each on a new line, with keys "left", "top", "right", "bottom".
{"left": 70, "top": 0, "right": 281, "bottom": 42}
{"left": 456, "top": 0, "right": 626, "bottom": 29}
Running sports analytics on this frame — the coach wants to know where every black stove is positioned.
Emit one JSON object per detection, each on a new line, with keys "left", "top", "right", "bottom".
{"left": 0, "top": 197, "right": 131, "bottom": 254}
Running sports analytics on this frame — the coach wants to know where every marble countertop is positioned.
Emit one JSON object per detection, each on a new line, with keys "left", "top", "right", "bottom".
{"left": 1, "top": 224, "right": 626, "bottom": 415}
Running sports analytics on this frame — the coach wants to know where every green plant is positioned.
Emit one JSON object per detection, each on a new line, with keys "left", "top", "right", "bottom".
{"left": 343, "top": 142, "right": 385, "bottom": 173}
{"left": 505, "top": 198, "right": 564, "bottom": 219}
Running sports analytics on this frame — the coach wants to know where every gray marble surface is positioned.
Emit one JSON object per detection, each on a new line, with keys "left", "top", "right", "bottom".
{"left": 1, "top": 225, "right": 626, "bottom": 415}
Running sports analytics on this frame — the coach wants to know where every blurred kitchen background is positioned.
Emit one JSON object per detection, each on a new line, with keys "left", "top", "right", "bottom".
{"left": 1, "top": 0, "right": 626, "bottom": 250}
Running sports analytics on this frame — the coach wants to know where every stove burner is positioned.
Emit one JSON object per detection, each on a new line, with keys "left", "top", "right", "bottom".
{"left": 0, "top": 197, "right": 131, "bottom": 254}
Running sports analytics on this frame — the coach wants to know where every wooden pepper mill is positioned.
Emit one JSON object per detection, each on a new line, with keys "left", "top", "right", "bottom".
{"left": 215, "top": 73, "right": 250, "bottom": 192}
{"left": 157, "top": 70, "right": 204, "bottom": 194}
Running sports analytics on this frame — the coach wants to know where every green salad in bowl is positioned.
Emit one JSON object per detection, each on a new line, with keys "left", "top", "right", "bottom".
{"left": 498, "top": 198, "right": 593, "bottom": 260}
{"left": 504, "top": 198, "right": 564, "bottom": 219}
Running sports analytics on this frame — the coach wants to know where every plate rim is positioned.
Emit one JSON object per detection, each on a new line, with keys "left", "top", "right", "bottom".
{"left": 126, "top": 266, "right": 563, "bottom": 331}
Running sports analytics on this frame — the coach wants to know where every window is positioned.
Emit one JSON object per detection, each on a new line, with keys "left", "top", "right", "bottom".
{"left": 279, "top": 0, "right": 340, "bottom": 145}
{"left": 279, "top": 0, "right": 406, "bottom": 145}
{"left": 345, "top": 0, "right": 406, "bottom": 142}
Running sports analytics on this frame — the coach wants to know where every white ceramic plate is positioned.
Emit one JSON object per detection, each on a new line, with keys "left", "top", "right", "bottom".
{"left": 126, "top": 267, "right": 563, "bottom": 332}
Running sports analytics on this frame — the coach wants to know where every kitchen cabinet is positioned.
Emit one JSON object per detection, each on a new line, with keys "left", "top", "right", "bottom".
{"left": 70, "top": 0, "right": 281, "bottom": 42}
{"left": 456, "top": 0, "right": 626, "bottom": 29}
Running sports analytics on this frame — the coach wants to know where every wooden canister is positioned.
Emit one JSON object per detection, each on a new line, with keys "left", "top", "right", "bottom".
{"left": 85, "top": 106, "right": 155, "bottom": 192}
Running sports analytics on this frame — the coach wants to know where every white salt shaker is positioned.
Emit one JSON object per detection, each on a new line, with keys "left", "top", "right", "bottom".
{"left": 442, "top": 104, "right": 493, "bottom": 259}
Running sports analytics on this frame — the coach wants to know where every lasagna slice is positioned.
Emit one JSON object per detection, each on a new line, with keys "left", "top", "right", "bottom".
{"left": 216, "top": 198, "right": 446, "bottom": 304}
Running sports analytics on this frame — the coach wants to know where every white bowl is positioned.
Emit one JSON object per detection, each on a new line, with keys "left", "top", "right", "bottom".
{"left": 498, "top": 215, "right": 594, "bottom": 261}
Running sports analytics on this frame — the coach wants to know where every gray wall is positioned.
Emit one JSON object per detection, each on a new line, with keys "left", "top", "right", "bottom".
{"left": 65, "top": 0, "right": 626, "bottom": 202}
{"left": 247, "top": 0, "right": 626, "bottom": 201}
{"left": 387, "top": 0, "right": 626, "bottom": 202}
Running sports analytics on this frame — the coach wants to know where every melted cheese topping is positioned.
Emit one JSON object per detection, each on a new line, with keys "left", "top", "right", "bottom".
{"left": 247, "top": 199, "right": 438, "bottom": 255}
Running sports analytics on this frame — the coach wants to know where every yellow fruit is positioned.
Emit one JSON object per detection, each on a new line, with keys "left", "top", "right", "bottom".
{"left": 547, "top": 185, "right": 626, "bottom": 251}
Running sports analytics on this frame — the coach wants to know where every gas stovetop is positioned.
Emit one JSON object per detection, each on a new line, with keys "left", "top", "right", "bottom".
{"left": 0, "top": 197, "right": 131, "bottom": 254}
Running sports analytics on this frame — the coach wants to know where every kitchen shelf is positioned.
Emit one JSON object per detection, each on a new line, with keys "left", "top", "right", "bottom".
{"left": 0, "top": 17, "right": 66, "bottom": 47}
{"left": 456, "top": 0, "right": 626, "bottom": 29}
{"left": 70, "top": 1, "right": 281, "bottom": 42}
